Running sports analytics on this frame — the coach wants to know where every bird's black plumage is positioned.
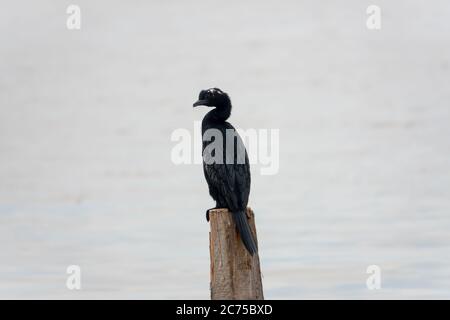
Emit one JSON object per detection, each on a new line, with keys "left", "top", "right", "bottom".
{"left": 193, "top": 88, "right": 257, "bottom": 255}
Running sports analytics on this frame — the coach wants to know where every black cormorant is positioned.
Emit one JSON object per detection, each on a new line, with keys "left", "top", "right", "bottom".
{"left": 193, "top": 88, "right": 257, "bottom": 255}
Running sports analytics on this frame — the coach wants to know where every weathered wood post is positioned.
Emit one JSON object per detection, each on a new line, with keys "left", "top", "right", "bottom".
{"left": 209, "top": 207, "right": 264, "bottom": 300}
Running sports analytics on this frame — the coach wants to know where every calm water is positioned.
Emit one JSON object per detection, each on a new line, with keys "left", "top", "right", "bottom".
{"left": 1, "top": 1, "right": 450, "bottom": 299}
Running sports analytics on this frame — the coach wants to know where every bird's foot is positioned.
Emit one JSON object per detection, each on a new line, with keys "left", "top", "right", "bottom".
{"left": 205, "top": 207, "right": 220, "bottom": 222}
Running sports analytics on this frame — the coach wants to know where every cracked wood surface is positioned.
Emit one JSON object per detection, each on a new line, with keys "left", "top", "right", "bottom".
{"left": 209, "top": 207, "right": 264, "bottom": 300}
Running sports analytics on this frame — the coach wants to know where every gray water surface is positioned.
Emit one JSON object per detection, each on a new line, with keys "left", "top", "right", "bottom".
{"left": 1, "top": 1, "right": 450, "bottom": 299}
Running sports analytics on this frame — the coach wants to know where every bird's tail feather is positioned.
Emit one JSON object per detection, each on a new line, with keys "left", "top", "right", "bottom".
{"left": 232, "top": 211, "right": 258, "bottom": 255}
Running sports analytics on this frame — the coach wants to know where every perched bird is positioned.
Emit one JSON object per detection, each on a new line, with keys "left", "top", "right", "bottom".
{"left": 193, "top": 88, "right": 257, "bottom": 255}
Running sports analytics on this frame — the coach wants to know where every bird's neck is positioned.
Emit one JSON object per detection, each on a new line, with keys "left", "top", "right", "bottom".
{"left": 205, "top": 103, "right": 231, "bottom": 123}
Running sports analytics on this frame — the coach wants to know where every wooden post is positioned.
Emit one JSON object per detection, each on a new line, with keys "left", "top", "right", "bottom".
{"left": 209, "top": 207, "right": 264, "bottom": 300}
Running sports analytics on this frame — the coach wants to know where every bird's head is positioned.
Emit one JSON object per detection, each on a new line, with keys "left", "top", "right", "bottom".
{"left": 193, "top": 88, "right": 230, "bottom": 108}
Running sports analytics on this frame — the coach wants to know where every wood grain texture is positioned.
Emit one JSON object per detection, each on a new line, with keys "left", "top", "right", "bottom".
{"left": 209, "top": 207, "right": 264, "bottom": 300}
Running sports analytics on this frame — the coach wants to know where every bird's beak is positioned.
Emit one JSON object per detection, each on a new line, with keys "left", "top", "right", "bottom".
{"left": 193, "top": 99, "right": 208, "bottom": 107}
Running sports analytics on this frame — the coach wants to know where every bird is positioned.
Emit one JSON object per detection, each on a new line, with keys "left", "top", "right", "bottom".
{"left": 193, "top": 88, "right": 258, "bottom": 255}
